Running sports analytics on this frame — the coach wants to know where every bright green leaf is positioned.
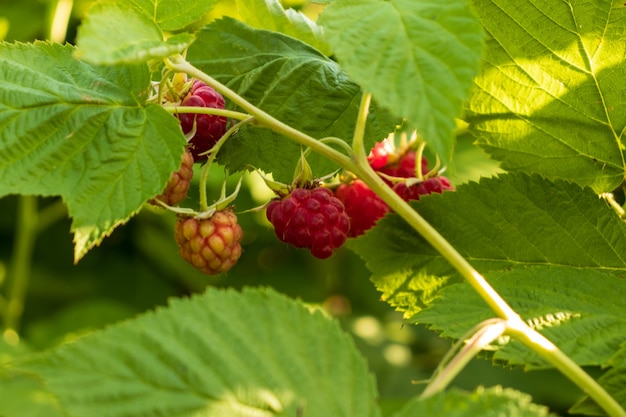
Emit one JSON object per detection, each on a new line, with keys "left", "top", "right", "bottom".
{"left": 415, "top": 266, "right": 626, "bottom": 369}
{"left": 235, "top": 0, "right": 331, "bottom": 56}
{"left": 188, "top": 18, "right": 396, "bottom": 182}
{"left": 17, "top": 287, "right": 380, "bottom": 417}
{"left": 75, "top": 0, "right": 205, "bottom": 64}
{"left": 0, "top": 42, "right": 186, "bottom": 261}
{"left": 318, "top": 0, "right": 484, "bottom": 163}
{"left": 394, "top": 386, "right": 554, "bottom": 417}
{"left": 466, "top": 0, "right": 626, "bottom": 193}
{"left": 348, "top": 173, "right": 626, "bottom": 319}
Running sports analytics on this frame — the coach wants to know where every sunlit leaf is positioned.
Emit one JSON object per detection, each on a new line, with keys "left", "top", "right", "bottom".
{"left": 466, "top": 0, "right": 626, "bottom": 192}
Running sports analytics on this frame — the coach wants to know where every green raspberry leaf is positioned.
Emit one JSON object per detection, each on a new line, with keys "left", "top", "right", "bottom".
{"left": 75, "top": 0, "right": 214, "bottom": 64}
{"left": 0, "top": 42, "right": 186, "bottom": 261}
{"left": 415, "top": 266, "right": 626, "bottom": 369}
{"left": 318, "top": 0, "right": 484, "bottom": 163}
{"left": 466, "top": 0, "right": 626, "bottom": 193}
{"left": 393, "top": 386, "right": 554, "bottom": 417}
{"left": 235, "top": 0, "right": 331, "bottom": 56}
{"left": 188, "top": 18, "right": 396, "bottom": 182}
{"left": 0, "top": 370, "right": 64, "bottom": 417}
{"left": 16, "top": 287, "right": 380, "bottom": 417}
{"left": 348, "top": 173, "right": 626, "bottom": 319}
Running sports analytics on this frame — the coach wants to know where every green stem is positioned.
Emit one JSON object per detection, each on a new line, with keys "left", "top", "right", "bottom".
{"left": 352, "top": 92, "right": 372, "bottom": 160}
{"left": 165, "top": 56, "right": 624, "bottom": 417}
{"left": 47, "top": 0, "right": 73, "bottom": 42}
{"left": 360, "top": 163, "right": 520, "bottom": 320}
{"left": 198, "top": 117, "right": 255, "bottom": 211}
{"left": 164, "top": 106, "right": 251, "bottom": 121}
{"left": 508, "top": 323, "right": 626, "bottom": 417}
{"left": 168, "top": 56, "right": 517, "bottom": 318}
{"left": 421, "top": 319, "right": 508, "bottom": 398}
{"left": 165, "top": 56, "right": 353, "bottom": 170}
{"left": 3, "top": 196, "right": 38, "bottom": 333}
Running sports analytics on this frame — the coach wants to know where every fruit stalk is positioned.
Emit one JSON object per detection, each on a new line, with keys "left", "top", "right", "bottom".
{"left": 509, "top": 322, "right": 626, "bottom": 417}
{"left": 3, "top": 196, "right": 38, "bottom": 334}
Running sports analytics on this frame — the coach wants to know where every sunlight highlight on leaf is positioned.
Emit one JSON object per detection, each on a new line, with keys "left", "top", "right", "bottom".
{"left": 466, "top": 0, "right": 626, "bottom": 192}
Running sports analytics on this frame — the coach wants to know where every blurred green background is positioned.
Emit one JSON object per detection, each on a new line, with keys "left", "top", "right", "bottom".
{"left": 0, "top": 0, "right": 591, "bottom": 415}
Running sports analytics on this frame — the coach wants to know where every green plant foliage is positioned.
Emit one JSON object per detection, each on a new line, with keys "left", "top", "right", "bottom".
{"left": 0, "top": 42, "right": 186, "bottom": 261}
{"left": 127, "top": 0, "right": 217, "bottom": 32}
{"left": 393, "top": 386, "right": 555, "bottom": 417}
{"left": 0, "top": 370, "right": 64, "bottom": 417}
{"left": 3, "top": 1, "right": 626, "bottom": 415}
{"left": 349, "top": 173, "right": 626, "bottom": 319}
{"left": 15, "top": 287, "right": 380, "bottom": 417}
{"left": 466, "top": 0, "right": 626, "bottom": 193}
{"left": 75, "top": 1, "right": 198, "bottom": 64}
{"left": 318, "top": 0, "right": 484, "bottom": 163}
{"left": 572, "top": 343, "right": 626, "bottom": 415}
{"left": 187, "top": 17, "right": 396, "bottom": 181}
{"left": 415, "top": 266, "right": 626, "bottom": 368}
{"left": 235, "top": 0, "right": 331, "bottom": 56}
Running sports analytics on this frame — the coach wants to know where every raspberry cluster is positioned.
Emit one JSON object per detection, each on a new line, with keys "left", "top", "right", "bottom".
{"left": 334, "top": 180, "right": 389, "bottom": 237}
{"left": 175, "top": 211, "right": 243, "bottom": 275}
{"left": 393, "top": 176, "right": 454, "bottom": 202}
{"left": 151, "top": 149, "right": 194, "bottom": 206}
{"left": 266, "top": 187, "right": 350, "bottom": 259}
{"left": 332, "top": 141, "right": 455, "bottom": 238}
{"left": 372, "top": 142, "right": 454, "bottom": 202}
{"left": 176, "top": 79, "right": 228, "bottom": 162}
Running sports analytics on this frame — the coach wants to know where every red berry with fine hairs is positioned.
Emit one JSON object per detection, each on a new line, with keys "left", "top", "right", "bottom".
{"left": 177, "top": 79, "right": 227, "bottom": 162}
{"left": 334, "top": 180, "right": 389, "bottom": 237}
{"left": 174, "top": 210, "right": 243, "bottom": 275}
{"left": 151, "top": 149, "right": 194, "bottom": 206}
{"left": 393, "top": 176, "right": 454, "bottom": 202}
{"left": 266, "top": 187, "right": 351, "bottom": 259}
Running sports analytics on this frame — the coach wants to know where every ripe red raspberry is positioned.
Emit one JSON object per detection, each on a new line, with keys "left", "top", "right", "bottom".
{"left": 151, "top": 149, "right": 194, "bottom": 206}
{"left": 393, "top": 176, "right": 454, "bottom": 202}
{"left": 177, "top": 79, "right": 227, "bottom": 162}
{"left": 380, "top": 150, "right": 429, "bottom": 179}
{"left": 367, "top": 140, "right": 393, "bottom": 170}
{"left": 266, "top": 187, "right": 350, "bottom": 259}
{"left": 334, "top": 180, "right": 389, "bottom": 237}
{"left": 174, "top": 210, "right": 243, "bottom": 275}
